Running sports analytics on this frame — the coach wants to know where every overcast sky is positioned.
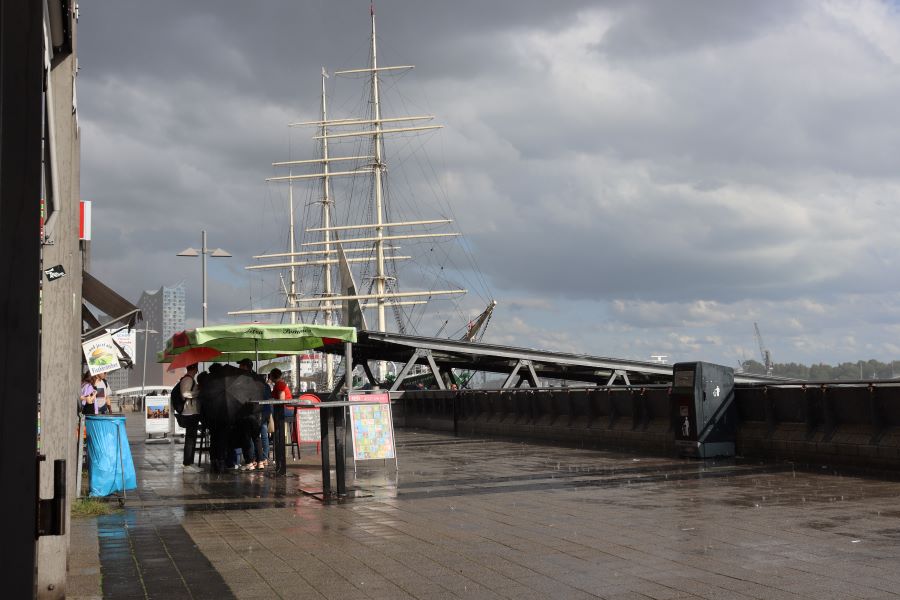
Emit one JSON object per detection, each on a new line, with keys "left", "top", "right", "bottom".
{"left": 78, "top": 0, "right": 900, "bottom": 367}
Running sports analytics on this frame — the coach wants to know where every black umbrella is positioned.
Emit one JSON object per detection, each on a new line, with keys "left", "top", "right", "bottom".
{"left": 199, "top": 365, "right": 265, "bottom": 426}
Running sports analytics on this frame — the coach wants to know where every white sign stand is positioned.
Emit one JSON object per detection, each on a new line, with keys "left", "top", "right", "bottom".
{"left": 144, "top": 394, "right": 171, "bottom": 442}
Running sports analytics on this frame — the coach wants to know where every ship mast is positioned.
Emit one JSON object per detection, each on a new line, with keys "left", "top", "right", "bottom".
{"left": 320, "top": 67, "right": 335, "bottom": 390}
{"left": 288, "top": 172, "right": 298, "bottom": 386}
{"left": 232, "top": 6, "right": 468, "bottom": 389}
{"left": 369, "top": 6, "right": 387, "bottom": 334}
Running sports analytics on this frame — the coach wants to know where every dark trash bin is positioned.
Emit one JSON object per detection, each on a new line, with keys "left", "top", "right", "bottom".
{"left": 671, "top": 362, "right": 737, "bottom": 458}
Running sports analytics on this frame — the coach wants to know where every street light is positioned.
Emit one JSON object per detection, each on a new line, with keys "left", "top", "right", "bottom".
{"left": 136, "top": 326, "right": 158, "bottom": 410}
{"left": 177, "top": 230, "right": 232, "bottom": 326}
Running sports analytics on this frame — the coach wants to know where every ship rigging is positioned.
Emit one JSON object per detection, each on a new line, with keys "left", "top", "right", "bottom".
{"left": 230, "top": 7, "right": 495, "bottom": 388}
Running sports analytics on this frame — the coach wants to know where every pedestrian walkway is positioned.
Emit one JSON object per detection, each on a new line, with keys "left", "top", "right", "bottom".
{"left": 70, "top": 414, "right": 900, "bottom": 599}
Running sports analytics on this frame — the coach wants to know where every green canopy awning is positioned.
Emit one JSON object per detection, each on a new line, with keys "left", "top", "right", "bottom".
{"left": 158, "top": 323, "right": 356, "bottom": 363}
{"left": 157, "top": 350, "right": 299, "bottom": 363}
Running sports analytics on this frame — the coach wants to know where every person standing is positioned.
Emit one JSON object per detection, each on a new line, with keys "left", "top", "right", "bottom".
{"left": 270, "top": 367, "right": 292, "bottom": 426}
{"left": 94, "top": 372, "right": 111, "bottom": 415}
{"left": 178, "top": 363, "right": 199, "bottom": 409}
{"left": 176, "top": 363, "right": 200, "bottom": 466}
{"left": 237, "top": 359, "right": 264, "bottom": 470}
{"left": 201, "top": 362, "right": 232, "bottom": 473}
{"left": 269, "top": 368, "right": 292, "bottom": 467}
{"left": 80, "top": 372, "right": 98, "bottom": 415}
{"left": 258, "top": 372, "right": 272, "bottom": 467}
{"left": 269, "top": 368, "right": 292, "bottom": 402}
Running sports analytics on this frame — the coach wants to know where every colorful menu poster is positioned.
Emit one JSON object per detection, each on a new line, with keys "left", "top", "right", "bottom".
{"left": 349, "top": 392, "right": 395, "bottom": 461}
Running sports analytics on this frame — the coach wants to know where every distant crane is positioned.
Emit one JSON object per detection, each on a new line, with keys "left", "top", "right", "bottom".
{"left": 753, "top": 322, "right": 774, "bottom": 376}
{"left": 451, "top": 300, "right": 497, "bottom": 390}
{"left": 461, "top": 300, "right": 497, "bottom": 342}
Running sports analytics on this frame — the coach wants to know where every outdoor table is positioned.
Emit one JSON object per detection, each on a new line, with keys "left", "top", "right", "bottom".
{"left": 256, "top": 398, "right": 388, "bottom": 498}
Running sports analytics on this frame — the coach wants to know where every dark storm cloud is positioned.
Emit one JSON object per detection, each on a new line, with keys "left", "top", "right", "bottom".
{"left": 80, "top": 1, "right": 600, "bottom": 103}
{"left": 78, "top": 1, "right": 900, "bottom": 364}
{"left": 595, "top": 0, "right": 808, "bottom": 58}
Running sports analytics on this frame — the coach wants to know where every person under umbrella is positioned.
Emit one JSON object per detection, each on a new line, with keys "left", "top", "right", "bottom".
{"left": 237, "top": 358, "right": 266, "bottom": 470}
{"left": 199, "top": 363, "right": 266, "bottom": 473}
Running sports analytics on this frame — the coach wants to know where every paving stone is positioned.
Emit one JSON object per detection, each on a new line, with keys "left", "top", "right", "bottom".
{"left": 67, "top": 418, "right": 900, "bottom": 599}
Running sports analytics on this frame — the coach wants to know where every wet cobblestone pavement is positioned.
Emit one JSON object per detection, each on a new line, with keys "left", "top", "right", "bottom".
{"left": 97, "top": 508, "right": 233, "bottom": 599}
{"left": 78, "top": 415, "right": 900, "bottom": 599}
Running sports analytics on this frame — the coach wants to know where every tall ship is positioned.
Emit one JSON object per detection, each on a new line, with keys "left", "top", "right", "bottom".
{"left": 229, "top": 6, "right": 495, "bottom": 390}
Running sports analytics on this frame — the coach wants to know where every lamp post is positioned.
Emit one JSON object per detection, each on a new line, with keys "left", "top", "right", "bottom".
{"left": 177, "top": 230, "right": 232, "bottom": 326}
{"left": 137, "top": 326, "right": 158, "bottom": 409}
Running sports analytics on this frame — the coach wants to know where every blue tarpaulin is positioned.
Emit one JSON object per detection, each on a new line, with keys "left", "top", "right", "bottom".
{"left": 85, "top": 415, "right": 137, "bottom": 497}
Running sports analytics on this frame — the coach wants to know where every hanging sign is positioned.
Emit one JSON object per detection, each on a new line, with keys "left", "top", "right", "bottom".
{"left": 82, "top": 333, "right": 121, "bottom": 376}
{"left": 349, "top": 392, "right": 395, "bottom": 461}
{"left": 145, "top": 395, "right": 171, "bottom": 435}
{"left": 108, "top": 328, "right": 136, "bottom": 362}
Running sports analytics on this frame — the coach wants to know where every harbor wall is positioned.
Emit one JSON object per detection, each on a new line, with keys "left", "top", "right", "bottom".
{"left": 392, "top": 385, "right": 900, "bottom": 470}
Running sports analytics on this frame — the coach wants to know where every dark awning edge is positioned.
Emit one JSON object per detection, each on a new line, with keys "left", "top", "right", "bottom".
{"left": 81, "top": 303, "right": 103, "bottom": 331}
{"left": 81, "top": 308, "right": 141, "bottom": 339}
{"left": 81, "top": 270, "right": 142, "bottom": 339}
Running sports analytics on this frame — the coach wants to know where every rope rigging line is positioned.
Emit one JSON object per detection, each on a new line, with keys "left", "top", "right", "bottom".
{"left": 246, "top": 48, "right": 495, "bottom": 341}
{"left": 387, "top": 79, "right": 494, "bottom": 303}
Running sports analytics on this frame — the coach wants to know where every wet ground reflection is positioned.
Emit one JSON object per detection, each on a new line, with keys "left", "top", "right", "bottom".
{"left": 103, "top": 418, "right": 900, "bottom": 599}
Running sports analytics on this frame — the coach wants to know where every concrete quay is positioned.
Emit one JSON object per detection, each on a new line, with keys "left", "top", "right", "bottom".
{"left": 69, "top": 415, "right": 900, "bottom": 599}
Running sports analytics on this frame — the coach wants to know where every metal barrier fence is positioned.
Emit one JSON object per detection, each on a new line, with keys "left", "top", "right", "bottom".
{"left": 393, "top": 383, "right": 900, "bottom": 469}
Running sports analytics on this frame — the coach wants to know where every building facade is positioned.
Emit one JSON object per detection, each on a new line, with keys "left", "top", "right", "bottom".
{"left": 130, "top": 283, "right": 186, "bottom": 387}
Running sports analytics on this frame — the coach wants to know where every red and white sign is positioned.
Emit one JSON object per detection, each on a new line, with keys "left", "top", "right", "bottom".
{"left": 79, "top": 200, "right": 92, "bottom": 240}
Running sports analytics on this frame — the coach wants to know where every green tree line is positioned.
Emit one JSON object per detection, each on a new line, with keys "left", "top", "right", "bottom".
{"left": 740, "top": 359, "right": 900, "bottom": 380}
